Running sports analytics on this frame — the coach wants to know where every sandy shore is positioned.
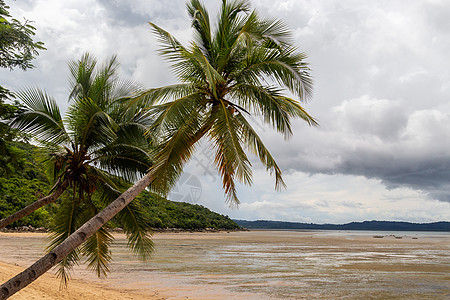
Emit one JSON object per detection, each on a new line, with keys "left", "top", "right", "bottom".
{"left": 0, "top": 262, "right": 161, "bottom": 300}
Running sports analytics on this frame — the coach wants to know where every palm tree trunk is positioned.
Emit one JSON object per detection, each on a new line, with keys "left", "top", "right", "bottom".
{"left": 0, "top": 172, "right": 155, "bottom": 299}
{"left": 0, "top": 180, "right": 70, "bottom": 230}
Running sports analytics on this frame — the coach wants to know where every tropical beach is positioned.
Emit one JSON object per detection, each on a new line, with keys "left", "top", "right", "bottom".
{"left": 1, "top": 230, "right": 449, "bottom": 299}
{"left": 1, "top": 0, "right": 450, "bottom": 298}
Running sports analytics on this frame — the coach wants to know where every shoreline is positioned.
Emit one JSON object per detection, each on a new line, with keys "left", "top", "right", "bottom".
{"left": 0, "top": 261, "right": 161, "bottom": 300}
{"left": 0, "top": 226, "right": 247, "bottom": 234}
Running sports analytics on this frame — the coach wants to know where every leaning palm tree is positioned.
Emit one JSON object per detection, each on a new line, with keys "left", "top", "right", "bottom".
{"left": 2, "top": 53, "right": 155, "bottom": 285}
{"left": 1, "top": 0, "right": 317, "bottom": 298}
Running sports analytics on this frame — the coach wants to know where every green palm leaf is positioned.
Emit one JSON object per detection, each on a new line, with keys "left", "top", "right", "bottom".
{"left": 116, "top": 200, "right": 154, "bottom": 262}
{"left": 66, "top": 97, "right": 118, "bottom": 148}
{"left": 210, "top": 100, "right": 252, "bottom": 204}
{"left": 80, "top": 223, "right": 114, "bottom": 278}
{"left": 46, "top": 196, "right": 83, "bottom": 287}
{"left": 236, "top": 112, "right": 286, "bottom": 190}
{"left": 146, "top": 0, "right": 316, "bottom": 205}
{"left": 12, "top": 88, "right": 68, "bottom": 145}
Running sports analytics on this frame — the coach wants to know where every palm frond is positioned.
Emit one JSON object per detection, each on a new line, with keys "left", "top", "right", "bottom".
{"left": 209, "top": 100, "right": 253, "bottom": 205}
{"left": 236, "top": 113, "right": 286, "bottom": 190}
{"left": 80, "top": 224, "right": 114, "bottom": 278}
{"left": 148, "top": 22, "right": 188, "bottom": 63}
{"left": 66, "top": 97, "right": 118, "bottom": 148}
{"left": 236, "top": 45, "right": 313, "bottom": 101}
{"left": 115, "top": 199, "right": 154, "bottom": 262}
{"left": 231, "top": 84, "right": 293, "bottom": 137}
{"left": 68, "top": 53, "right": 97, "bottom": 102}
{"left": 85, "top": 167, "right": 122, "bottom": 199}
{"left": 214, "top": 0, "right": 251, "bottom": 53}
{"left": 187, "top": 0, "right": 212, "bottom": 55}
{"left": 124, "top": 84, "right": 195, "bottom": 110}
{"left": 78, "top": 192, "right": 115, "bottom": 278}
{"left": 150, "top": 108, "right": 210, "bottom": 195}
{"left": 46, "top": 197, "right": 82, "bottom": 287}
{"left": 12, "top": 88, "right": 68, "bottom": 145}
{"left": 192, "top": 45, "right": 226, "bottom": 98}
{"left": 257, "top": 15, "right": 292, "bottom": 47}
{"left": 93, "top": 143, "right": 152, "bottom": 181}
{"left": 88, "top": 55, "right": 120, "bottom": 109}
{"left": 147, "top": 91, "right": 206, "bottom": 139}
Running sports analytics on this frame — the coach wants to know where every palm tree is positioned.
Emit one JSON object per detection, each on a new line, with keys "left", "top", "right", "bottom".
{"left": 0, "top": 54, "right": 154, "bottom": 230}
{"left": 1, "top": 53, "right": 155, "bottom": 285}
{"left": 0, "top": 0, "right": 317, "bottom": 298}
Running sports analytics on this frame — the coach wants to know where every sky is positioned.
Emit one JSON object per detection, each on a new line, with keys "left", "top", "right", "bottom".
{"left": 2, "top": 0, "right": 449, "bottom": 223}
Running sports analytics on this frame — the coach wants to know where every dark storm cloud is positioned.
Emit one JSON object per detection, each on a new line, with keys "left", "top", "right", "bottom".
{"left": 271, "top": 97, "right": 450, "bottom": 203}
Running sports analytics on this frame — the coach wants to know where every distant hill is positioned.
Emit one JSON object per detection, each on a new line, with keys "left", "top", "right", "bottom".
{"left": 234, "top": 220, "right": 450, "bottom": 232}
{"left": 132, "top": 192, "right": 240, "bottom": 230}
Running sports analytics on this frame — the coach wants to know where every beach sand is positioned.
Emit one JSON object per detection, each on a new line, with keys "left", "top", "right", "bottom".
{"left": 0, "top": 261, "right": 160, "bottom": 300}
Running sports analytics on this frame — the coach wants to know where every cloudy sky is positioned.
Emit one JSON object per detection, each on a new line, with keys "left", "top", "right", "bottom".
{"left": 2, "top": 0, "right": 449, "bottom": 223}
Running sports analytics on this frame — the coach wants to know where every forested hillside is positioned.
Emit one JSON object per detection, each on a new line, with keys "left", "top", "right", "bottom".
{"left": 0, "top": 142, "right": 239, "bottom": 231}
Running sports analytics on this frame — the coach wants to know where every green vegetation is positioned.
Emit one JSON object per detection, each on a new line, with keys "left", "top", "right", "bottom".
{"left": 0, "top": 0, "right": 45, "bottom": 104}
{"left": 136, "top": 192, "right": 240, "bottom": 230}
{"left": 0, "top": 0, "right": 45, "bottom": 71}
{"left": 0, "top": 141, "right": 239, "bottom": 231}
{"left": 0, "top": 142, "right": 53, "bottom": 228}
{"left": 143, "top": 0, "right": 317, "bottom": 205}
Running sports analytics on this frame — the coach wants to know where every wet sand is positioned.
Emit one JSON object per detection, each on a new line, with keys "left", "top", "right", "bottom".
{"left": 1, "top": 231, "right": 449, "bottom": 299}
{"left": 0, "top": 261, "right": 158, "bottom": 300}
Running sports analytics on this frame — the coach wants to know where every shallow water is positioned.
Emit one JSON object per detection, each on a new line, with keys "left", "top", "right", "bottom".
{"left": 1, "top": 230, "right": 449, "bottom": 299}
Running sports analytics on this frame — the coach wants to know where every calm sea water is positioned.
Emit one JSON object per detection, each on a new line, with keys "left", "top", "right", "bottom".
{"left": 1, "top": 230, "right": 449, "bottom": 299}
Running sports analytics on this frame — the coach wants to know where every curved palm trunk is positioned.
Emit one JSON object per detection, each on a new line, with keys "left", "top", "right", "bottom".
{"left": 0, "top": 172, "right": 155, "bottom": 299}
{"left": 0, "top": 180, "right": 70, "bottom": 230}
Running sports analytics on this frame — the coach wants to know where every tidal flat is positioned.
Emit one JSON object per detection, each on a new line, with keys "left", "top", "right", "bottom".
{"left": 0, "top": 230, "right": 449, "bottom": 299}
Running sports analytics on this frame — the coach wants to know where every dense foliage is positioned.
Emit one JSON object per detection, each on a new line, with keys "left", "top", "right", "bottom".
{"left": 0, "top": 0, "right": 45, "bottom": 71}
{"left": 1, "top": 0, "right": 44, "bottom": 175}
{"left": 0, "top": 141, "right": 240, "bottom": 231}
{"left": 0, "top": 101, "right": 22, "bottom": 176}
{"left": 0, "top": 142, "right": 53, "bottom": 228}
{"left": 136, "top": 192, "right": 240, "bottom": 230}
